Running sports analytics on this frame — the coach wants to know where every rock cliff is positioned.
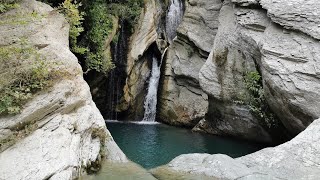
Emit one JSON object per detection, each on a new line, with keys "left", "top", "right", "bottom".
{"left": 120, "top": 0, "right": 161, "bottom": 120}
{"left": 121, "top": 0, "right": 320, "bottom": 143}
{"left": 0, "top": 1, "right": 126, "bottom": 179}
{"left": 152, "top": 0, "right": 320, "bottom": 178}
{"left": 158, "top": 0, "right": 222, "bottom": 127}
{"left": 198, "top": 0, "right": 320, "bottom": 141}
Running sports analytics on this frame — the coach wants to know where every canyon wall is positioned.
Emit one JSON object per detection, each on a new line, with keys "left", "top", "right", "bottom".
{"left": 197, "top": 0, "right": 320, "bottom": 141}
{"left": 152, "top": 0, "right": 320, "bottom": 178}
{"left": 0, "top": 1, "right": 126, "bottom": 179}
{"left": 114, "top": 0, "right": 319, "bottom": 142}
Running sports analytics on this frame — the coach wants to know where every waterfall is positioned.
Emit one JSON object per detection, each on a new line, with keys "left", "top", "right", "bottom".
{"left": 106, "top": 19, "right": 128, "bottom": 120}
{"left": 165, "top": 0, "right": 183, "bottom": 43}
{"left": 142, "top": 57, "right": 161, "bottom": 122}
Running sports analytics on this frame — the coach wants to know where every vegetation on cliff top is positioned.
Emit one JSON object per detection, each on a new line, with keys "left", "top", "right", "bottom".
{"left": 42, "top": 0, "right": 144, "bottom": 74}
{"left": 0, "top": 0, "right": 20, "bottom": 13}
{"left": 0, "top": 0, "right": 144, "bottom": 115}
{"left": 80, "top": 0, "right": 143, "bottom": 74}
{"left": 0, "top": 40, "right": 53, "bottom": 115}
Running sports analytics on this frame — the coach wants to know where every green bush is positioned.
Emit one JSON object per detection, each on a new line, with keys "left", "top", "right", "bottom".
{"left": 78, "top": 0, "right": 143, "bottom": 74}
{"left": 244, "top": 71, "right": 276, "bottom": 128}
{"left": 39, "top": 0, "right": 144, "bottom": 74}
{"left": 0, "top": 0, "right": 20, "bottom": 13}
{"left": 108, "top": 0, "right": 144, "bottom": 25}
{"left": 80, "top": 0, "right": 115, "bottom": 73}
{"left": 58, "top": 0, "right": 88, "bottom": 55}
{"left": 0, "top": 42, "right": 51, "bottom": 115}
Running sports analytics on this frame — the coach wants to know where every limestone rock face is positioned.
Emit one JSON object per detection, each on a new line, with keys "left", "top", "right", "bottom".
{"left": 198, "top": 2, "right": 272, "bottom": 142}
{"left": 260, "top": 24, "right": 320, "bottom": 134}
{"left": 231, "top": 0, "right": 259, "bottom": 6}
{"left": 121, "top": 0, "right": 160, "bottom": 120}
{"left": 158, "top": 0, "right": 221, "bottom": 127}
{"left": 0, "top": 1, "right": 126, "bottom": 180}
{"left": 198, "top": 0, "right": 320, "bottom": 139}
{"left": 151, "top": 118, "right": 320, "bottom": 179}
{"left": 260, "top": 0, "right": 320, "bottom": 40}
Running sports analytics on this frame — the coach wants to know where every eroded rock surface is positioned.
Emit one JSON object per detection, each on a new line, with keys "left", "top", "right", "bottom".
{"left": 0, "top": 1, "right": 126, "bottom": 179}
{"left": 198, "top": 0, "right": 320, "bottom": 140}
{"left": 121, "top": 0, "right": 160, "bottom": 120}
{"left": 158, "top": 0, "right": 222, "bottom": 127}
{"left": 260, "top": 0, "right": 320, "bottom": 40}
{"left": 198, "top": 2, "right": 272, "bottom": 142}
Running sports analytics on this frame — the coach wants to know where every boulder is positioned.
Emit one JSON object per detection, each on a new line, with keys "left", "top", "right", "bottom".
{"left": 260, "top": 23, "right": 320, "bottom": 134}
{"left": 198, "top": 0, "right": 320, "bottom": 140}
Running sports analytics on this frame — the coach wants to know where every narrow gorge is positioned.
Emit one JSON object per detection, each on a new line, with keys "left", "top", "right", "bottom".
{"left": 0, "top": 0, "right": 320, "bottom": 179}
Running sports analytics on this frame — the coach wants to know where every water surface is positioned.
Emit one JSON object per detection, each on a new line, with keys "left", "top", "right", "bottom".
{"left": 107, "top": 122, "right": 266, "bottom": 169}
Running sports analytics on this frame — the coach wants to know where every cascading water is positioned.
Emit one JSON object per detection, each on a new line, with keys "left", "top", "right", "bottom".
{"left": 106, "top": 19, "right": 128, "bottom": 120}
{"left": 165, "top": 0, "right": 184, "bottom": 43}
{"left": 142, "top": 57, "right": 162, "bottom": 122}
{"left": 141, "top": 0, "right": 183, "bottom": 122}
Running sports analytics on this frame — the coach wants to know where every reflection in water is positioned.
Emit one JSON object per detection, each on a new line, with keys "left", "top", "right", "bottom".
{"left": 107, "top": 122, "right": 266, "bottom": 169}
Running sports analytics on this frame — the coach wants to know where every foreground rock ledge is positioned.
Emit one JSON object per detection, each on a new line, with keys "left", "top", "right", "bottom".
{"left": 151, "top": 118, "right": 320, "bottom": 180}
{"left": 0, "top": 1, "right": 126, "bottom": 180}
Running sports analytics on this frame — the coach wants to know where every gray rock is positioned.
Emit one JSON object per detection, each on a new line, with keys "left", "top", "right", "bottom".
{"left": 128, "top": 0, "right": 158, "bottom": 63}
{"left": 121, "top": 0, "right": 159, "bottom": 119}
{"left": 158, "top": 39, "right": 208, "bottom": 127}
{"left": 152, "top": 118, "right": 320, "bottom": 179}
{"left": 260, "top": 0, "right": 320, "bottom": 40}
{"left": 259, "top": 23, "right": 320, "bottom": 134}
{"left": 199, "top": 0, "right": 320, "bottom": 139}
{"left": 232, "top": 0, "right": 260, "bottom": 6}
{"left": 0, "top": 1, "right": 126, "bottom": 179}
{"left": 198, "top": 2, "right": 272, "bottom": 142}
{"left": 178, "top": 0, "right": 222, "bottom": 53}
{"left": 158, "top": 0, "right": 222, "bottom": 127}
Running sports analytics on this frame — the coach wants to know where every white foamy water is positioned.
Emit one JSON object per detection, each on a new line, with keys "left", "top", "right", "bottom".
{"left": 142, "top": 57, "right": 161, "bottom": 122}
{"left": 166, "top": 0, "right": 183, "bottom": 43}
{"left": 106, "top": 120, "right": 160, "bottom": 125}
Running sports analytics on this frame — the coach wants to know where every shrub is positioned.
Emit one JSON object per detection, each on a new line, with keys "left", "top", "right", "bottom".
{"left": 80, "top": 0, "right": 115, "bottom": 74}
{"left": 39, "top": 0, "right": 144, "bottom": 75}
{"left": 0, "top": 42, "right": 51, "bottom": 115}
{"left": 58, "top": 0, "right": 88, "bottom": 55}
{"left": 108, "top": 0, "right": 144, "bottom": 26}
{"left": 0, "top": 0, "right": 20, "bottom": 13}
{"left": 244, "top": 71, "right": 277, "bottom": 128}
